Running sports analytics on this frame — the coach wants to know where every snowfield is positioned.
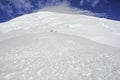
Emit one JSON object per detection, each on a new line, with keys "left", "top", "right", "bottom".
{"left": 0, "top": 11, "right": 120, "bottom": 80}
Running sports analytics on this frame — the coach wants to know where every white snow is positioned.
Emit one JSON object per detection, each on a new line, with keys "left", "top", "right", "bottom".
{"left": 0, "top": 10, "right": 120, "bottom": 80}
{"left": 0, "top": 11, "right": 120, "bottom": 47}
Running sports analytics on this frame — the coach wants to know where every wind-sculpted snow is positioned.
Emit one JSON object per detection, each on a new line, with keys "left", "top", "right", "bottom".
{"left": 0, "top": 11, "right": 120, "bottom": 80}
{"left": 0, "top": 33, "right": 120, "bottom": 80}
{"left": 0, "top": 11, "right": 120, "bottom": 47}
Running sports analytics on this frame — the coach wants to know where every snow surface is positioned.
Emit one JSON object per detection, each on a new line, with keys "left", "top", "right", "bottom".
{"left": 0, "top": 10, "right": 120, "bottom": 80}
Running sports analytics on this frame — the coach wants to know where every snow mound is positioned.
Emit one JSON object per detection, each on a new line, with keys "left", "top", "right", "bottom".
{"left": 0, "top": 33, "right": 120, "bottom": 80}
{"left": 0, "top": 11, "right": 120, "bottom": 48}
{"left": 0, "top": 11, "right": 120, "bottom": 80}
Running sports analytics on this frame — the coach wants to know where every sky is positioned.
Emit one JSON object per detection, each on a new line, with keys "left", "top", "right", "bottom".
{"left": 0, "top": 0, "right": 120, "bottom": 23}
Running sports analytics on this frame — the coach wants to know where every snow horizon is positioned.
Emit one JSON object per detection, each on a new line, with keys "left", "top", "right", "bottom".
{"left": 0, "top": 0, "right": 120, "bottom": 22}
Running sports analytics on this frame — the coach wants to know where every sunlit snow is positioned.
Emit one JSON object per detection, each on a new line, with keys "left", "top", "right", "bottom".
{"left": 0, "top": 8, "right": 120, "bottom": 80}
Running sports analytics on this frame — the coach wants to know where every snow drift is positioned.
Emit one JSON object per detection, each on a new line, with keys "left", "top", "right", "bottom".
{"left": 0, "top": 8, "right": 120, "bottom": 80}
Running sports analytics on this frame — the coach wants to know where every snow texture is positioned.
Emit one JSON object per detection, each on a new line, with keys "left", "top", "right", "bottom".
{"left": 0, "top": 10, "right": 120, "bottom": 80}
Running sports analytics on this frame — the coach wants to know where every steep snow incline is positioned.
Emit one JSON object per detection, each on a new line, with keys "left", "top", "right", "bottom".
{"left": 0, "top": 11, "right": 120, "bottom": 80}
{"left": 0, "top": 11, "right": 120, "bottom": 48}
{"left": 0, "top": 33, "right": 120, "bottom": 80}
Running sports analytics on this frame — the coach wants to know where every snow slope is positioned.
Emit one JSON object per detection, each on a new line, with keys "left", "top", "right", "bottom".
{"left": 0, "top": 11, "right": 120, "bottom": 48}
{"left": 0, "top": 11, "right": 120, "bottom": 80}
